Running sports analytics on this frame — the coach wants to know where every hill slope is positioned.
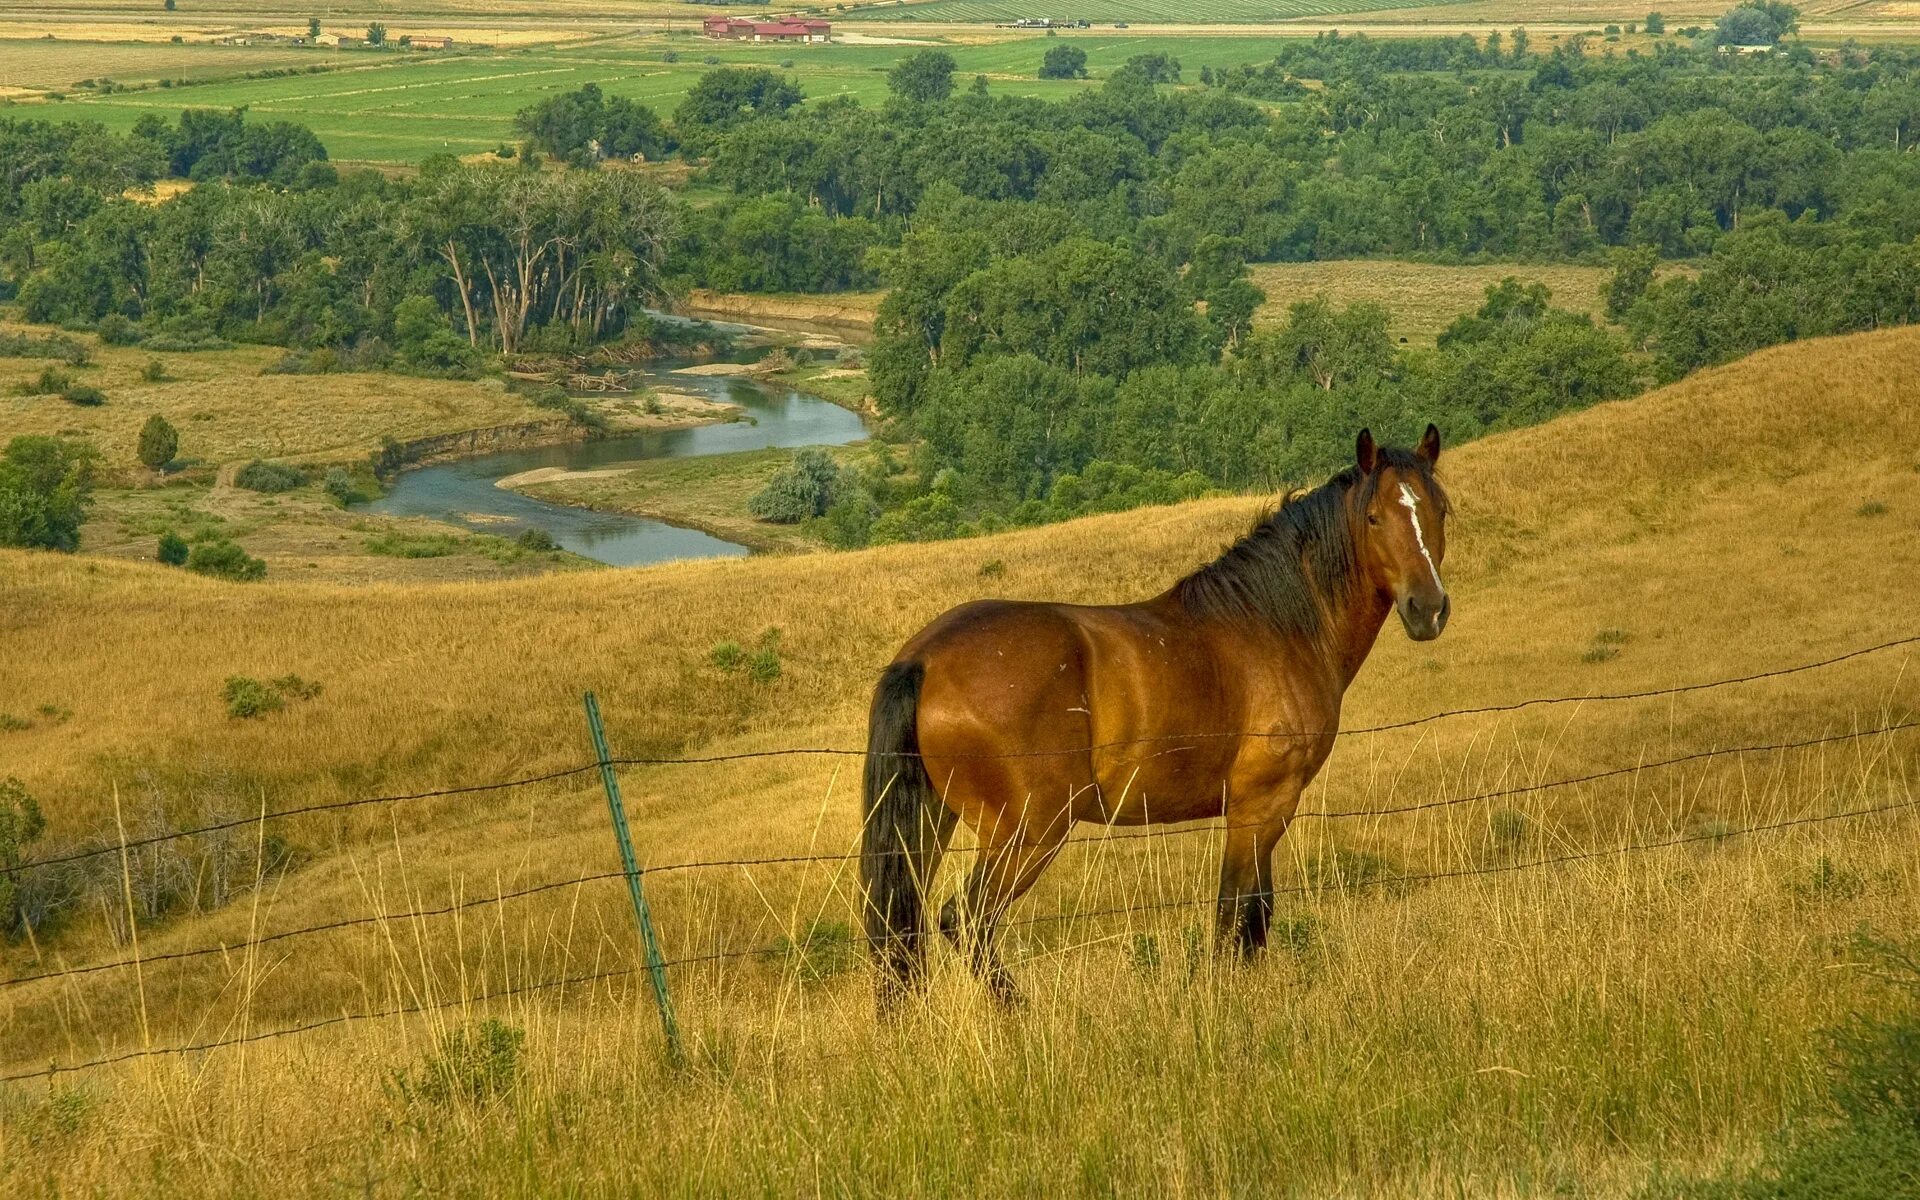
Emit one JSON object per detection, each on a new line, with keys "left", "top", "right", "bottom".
{"left": 3, "top": 325, "right": 1919, "bottom": 1195}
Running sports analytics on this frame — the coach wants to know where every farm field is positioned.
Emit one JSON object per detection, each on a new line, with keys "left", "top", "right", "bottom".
{"left": 859, "top": 0, "right": 1473, "bottom": 22}
{"left": 33, "top": 35, "right": 1193, "bottom": 161}
{"left": 1250, "top": 260, "right": 1617, "bottom": 345}
{"left": 0, "top": 39, "right": 333, "bottom": 92}
{"left": 2, "top": 324, "right": 1919, "bottom": 1193}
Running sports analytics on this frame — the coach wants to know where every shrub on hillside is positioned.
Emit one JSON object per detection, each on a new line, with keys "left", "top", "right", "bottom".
{"left": 63, "top": 385, "right": 106, "bottom": 407}
{"left": 222, "top": 674, "right": 319, "bottom": 719}
{"left": 0, "top": 332, "right": 89, "bottom": 364}
{"left": 187, "top": 539, "right": 266, "bottom": 581}
{"left": 137, "top": 414, "right": 179, "bottom": 470}
{"left": 234, "top": 459, "right": 305, "bottom": 493}
{"left": 18, "top": 366, "right": 73, "bottom": 396}
{"left": 141, "top": 358, "right": 171, "bottom": 382}
{"left": 392, "top": 1019, "right": 525, "bottom": 1108}
{"left": 156, "top": 531, "right": 188, "bottom": 565}
{"left": 0, "top": 777, "right": 46, "bottom": 939}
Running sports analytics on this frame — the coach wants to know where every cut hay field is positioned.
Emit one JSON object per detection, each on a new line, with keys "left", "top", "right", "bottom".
{"left": 1251, "top": 260, "right": 1617, "bottom": 345}
{"left": 0, "top": 38, "right": 328, "bottom": 91}
{"left": 2, "top": 325, "right": 1918, "bottom": 1194}
{"left": 31, "top": 39, "right": 1085, "bottom": 160}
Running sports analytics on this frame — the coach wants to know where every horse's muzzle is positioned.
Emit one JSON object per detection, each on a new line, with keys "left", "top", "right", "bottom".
{"left": 1398, "top": 592, "right": 1450, "bottom": 642}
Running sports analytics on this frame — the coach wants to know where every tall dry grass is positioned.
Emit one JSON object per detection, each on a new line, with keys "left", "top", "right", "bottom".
{"left": 2, "top": 325, "right": 1919, "bottom": 1194}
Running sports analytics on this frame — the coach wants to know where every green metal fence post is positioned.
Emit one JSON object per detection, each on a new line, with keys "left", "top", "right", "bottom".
{"left": 583, "top": 690, "right": 684, "bottom": 1065}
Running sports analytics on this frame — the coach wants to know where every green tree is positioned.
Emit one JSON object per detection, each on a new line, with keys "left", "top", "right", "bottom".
{"left": 366, "top": 22, "right": 387, "bottom": 47}
{"left": 308, "top": 16, "right": 320, "bottom": 38}
{"left": 1644, "top": 10, "right": 1666, "bottom": 33}
{"left": 749, "top": 447, "right": 842, "bottom": 522}
{"left": 157, "top": 530, "right": 188, "bottom": 564}
{"left": 1039, "top": 45, "right": 1088, "bottom": 80}
{"left": 888, "top": 50, "right": 957, "bottom": 104}
{"left": 136, "top": 413, "right": 178, "bottom": 470}
{"left": 0, "top": 436, "right": 94, "bottom": 552}
{"left": 672, "top": 68, "right": 802, "bottom": 155}
{"left": 0, "top": 777, "right": 45, "bottom": 938}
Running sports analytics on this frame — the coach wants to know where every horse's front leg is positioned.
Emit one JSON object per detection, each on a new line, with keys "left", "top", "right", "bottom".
{"left": 1214, "top": 783, "right": 1303, "bottom": 959}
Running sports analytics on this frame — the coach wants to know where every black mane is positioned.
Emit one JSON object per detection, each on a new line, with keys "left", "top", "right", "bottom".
{"left": 1174, "top": 449, "right": 1436, "bottom": 638}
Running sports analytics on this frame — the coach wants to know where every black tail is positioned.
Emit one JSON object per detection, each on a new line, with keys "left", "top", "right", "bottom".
{"left": 861, "top": 660, "right": 949, "bottom": 1008}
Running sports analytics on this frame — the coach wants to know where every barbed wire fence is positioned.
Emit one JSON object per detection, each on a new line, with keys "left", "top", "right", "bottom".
{"left": 1, "top": 632, "right": 1916, "bottom": 1084}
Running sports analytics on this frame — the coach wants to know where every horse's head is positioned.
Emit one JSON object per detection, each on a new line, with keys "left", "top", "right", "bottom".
{"left": 1353, "top": 424, "right": 1450, "bottom": 642}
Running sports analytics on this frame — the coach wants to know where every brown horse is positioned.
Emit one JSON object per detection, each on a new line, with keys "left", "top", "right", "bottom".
{"left": 860, "top": 426, "right": 1451, "bottom": 1008}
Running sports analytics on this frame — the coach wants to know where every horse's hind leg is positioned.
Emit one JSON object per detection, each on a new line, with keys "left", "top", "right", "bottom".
{"left": 941, "top": 826, "right": 1066, "bottom": 1007}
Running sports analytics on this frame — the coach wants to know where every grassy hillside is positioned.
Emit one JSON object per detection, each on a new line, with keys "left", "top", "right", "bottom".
{"left": 2, "top": 326, "right": 1919, "bottom": 1194}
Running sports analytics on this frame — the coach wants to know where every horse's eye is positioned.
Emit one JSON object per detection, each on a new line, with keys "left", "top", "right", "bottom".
{"left": 1366, "top": 513, "right": 1380, "bottom": 526}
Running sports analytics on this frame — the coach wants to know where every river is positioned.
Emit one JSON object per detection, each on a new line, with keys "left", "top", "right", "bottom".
{"left": 366, "top": 346, "right": 869, "bottom": 567}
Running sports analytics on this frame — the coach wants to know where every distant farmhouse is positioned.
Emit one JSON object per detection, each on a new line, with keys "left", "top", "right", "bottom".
{"left": 702, "top": 16, "right": 831, "bottom": 41}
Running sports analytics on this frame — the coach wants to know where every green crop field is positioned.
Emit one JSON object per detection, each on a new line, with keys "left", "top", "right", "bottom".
{"left": 33, "top": 33, "right": 1316, "bottom": 162}
{"left": 862, "top": 0, "right": 1474, "bottom": 23}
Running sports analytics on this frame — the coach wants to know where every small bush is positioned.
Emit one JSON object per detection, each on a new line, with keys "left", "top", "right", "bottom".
{"left": 141, "top": 358, "right": 171, "bottom": 382}
{"left": 0, "top": 777, "right": 47, "bottom": 937}
{"left": 517, "top": 527, "right": 558, "bottom": 552}
{"left": 187, "top": 540, "right": 267, "bottom": 581}
{"left": 96, "top": 314, "right": 142, "bottom": 345}
{"left": 234, "top": 459, "right": 305, "bottom": 493}
{"left": 0, "top": 331, "right": 90, "bottom": 364}
{"left": 1858, "top": 500, "right": 1889, "bottom": 517}
{"left": 709, "top": 639, "right": 745, "bottom": 672}
{"left": 62, "top": 385, "right": 105, "bottom": 407}
{"left": 978, "top": 559, "right": 1006, "bottom": 578}
{"left": 222, "top": 673, "right": 320, "bottom": 718}
{"left": 19, "top": 366, "right": 71, "bottom": 395}
{"left": 323, "top": 467, "right": 359, "bottom": 506}
{"left": 223, "top": 676, "right": 284, "bottom": 719}
{"left": 156, "top": 531, "right": 188, "bottom": 565}
{"left": 393, "top": 1019, "right": 525, "bottom": 1108}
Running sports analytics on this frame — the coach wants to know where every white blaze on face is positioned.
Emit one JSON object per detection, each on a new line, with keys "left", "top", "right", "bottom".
{"left": 1396, "top": 482, "right": 1444, "bottom": 592}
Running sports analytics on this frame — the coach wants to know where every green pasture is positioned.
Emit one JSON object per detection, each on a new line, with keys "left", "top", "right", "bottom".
{"left": 860, "top": 0, "right": 1470, "bottom": 22}
{"left": 34, "top": 33, "right": 1316, "bottom": 162}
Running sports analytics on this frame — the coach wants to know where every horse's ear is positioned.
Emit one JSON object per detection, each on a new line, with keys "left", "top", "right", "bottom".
{"left": 1355, "top": 428, "right": 1378, "bottom": 475}
{"left": 1417, "top": 422, "right": 1442, "bottom": 465}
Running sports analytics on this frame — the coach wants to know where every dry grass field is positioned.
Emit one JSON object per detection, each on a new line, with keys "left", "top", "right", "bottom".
{"left": 1250, "top": 260, "right": 1616, "bottom": 345}
{"left": 0, "top": 327, "right": 562, "bottom": 477}
{"left": 1, "top": 323, "right": 1917, "bottom": 1193}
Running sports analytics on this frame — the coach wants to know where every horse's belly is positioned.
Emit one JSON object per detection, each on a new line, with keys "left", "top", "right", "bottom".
{"left": 1075, "top": 755, "right": 1233, "bottom": 825}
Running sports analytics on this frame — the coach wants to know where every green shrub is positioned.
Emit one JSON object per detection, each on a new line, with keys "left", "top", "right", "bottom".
{"left": 0, "top": 777, "right": 47, "bottom": 938}
{"left": 392, "top": 1019, "right": 525, "bottom": 1107}
{"left": 323, "top": 467, "right": 358, "bottom": 506}
{"left": 141, "top": 358, "right": 171, "bottom": 382}
{"left": 62, "top": 385, "right": 105, "bottom": 407}
{"left": 223, "top": 676, "right": 283, "bottom": 718}
{"left": 96, "top": 314, "right": 142, "bottom": 345}
{"left": 188, "top": 540, "right": 267, "bottom": 581}
{"left": 137, "top": 414, "right": 179, "bottom": 470}
{"left": 750, "top": 447, "right": 841, "bottom": 523}
{"left": 156, "top": 531, "right": 188, "bottom": 565}
{"left": 708, "top": 639, "right": 745, "bottom": 672}
{"left": 223, "top": 673, "right": 319, "bottom": 718}
{"left": 517, "top": 527, "right": 558, "bottom": 552}
{"left": 234, "top": 459, "right": 305, "bottom": 493}
{"left": 0, "top": 331, "right": 89, "bottom": 364}
{"left": 19, "top": 366, "right": 72, "bottom": 395}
